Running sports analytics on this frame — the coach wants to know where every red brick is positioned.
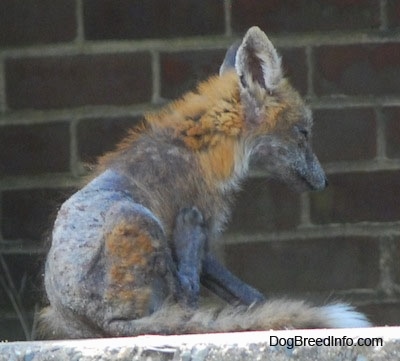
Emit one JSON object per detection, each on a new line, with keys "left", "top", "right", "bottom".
{"left": 359, "top": 303, "right": 400, "bottom": 326}
{"left": 0, "top": 0, "right": 76, "bottom": 47}
{"left": 0, "top": 315, "right": 34, "bottom": 342}
{"left": 0, "top": 254, "right": 43, "bottom": 308}
{"left": 0, "top": 253, "right": 42, "bottom": 341}
{"left": 225, "top": 237, "right": 379, "bottom": 294}
{"left": 227, "top": 178, "right": 300, "bottom": 233}
{"left": 312, "top": 108, "right": 376, "bottom": 163}
{"left": 160, "top": 49, "right": 226, "bottom": 99}
{"left": 232, "top": 0, "right": 380, "bottom": 34}
{"left": 77, "top": 116, "right": 141, "bottom": 162}
{"left": 280, "top": 48, "right": 308, "bottom": 95}
{"left": 387, "top": 0, "right": 400, "bottom": 29}
{"left": 0, "top": 254, "right": 43, "bottom": 341}
{"left": 314, "top": 43, "right": 400, "bottom": 96}
{"left": 5, "top": 54, "right": 152, "bottom": 110}
{"left": 83, "top": 0, "right": 224, "bottom": 40}
{"left": 1, "top": 188, "right": 72, "bottom": 241}
{"left": 0, "top": 123, "right": 70, "bottom": 176}
{"left": 383, "top": 107, "right": 400, "bottom": 159}
{"left": 310, "top": 171, "right": 400, "bottom": 223}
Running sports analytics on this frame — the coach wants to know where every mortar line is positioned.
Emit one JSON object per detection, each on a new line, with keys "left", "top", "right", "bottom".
{"left": 375, "top": 106, "right": 387, "bottom": 160}
{"left": 0, "top": 192, "right": 3, "bottom": 241}
{"left": 0, "top": 174, "right": 81, "bottom": 191}
{"left": 151, "top": 50, "right": 161, "bottom": 104}
{"left": 75, "top": 0, "right": 85, "bottom": 44}
{"left": 222, "top": 221, "right": 400, "bottom": 245}
{"left": 224, "top": 0, "right": 233, "bottom": 37}
{"left": 0, "top": 104, "right": 155, "bottom": 126}
{"left": 305, "top": 45, "right": 315, "bottom": 99}
{"left": 69, "top": 118, "right": 83, "bottom": 177}
{"left": 0, "top": 58, "right": 6, "bottom": 114}
{"left": 379, "top": 0, "right": 389, "bottom": 31}
{"left": 2, "top": 31, "right": 400, "bottom": 59}
{"left": 299, "top": 193, "right": 312, "bottom": 227}
{"left": 311, "top": 95, "right": 400, "bottom": 109}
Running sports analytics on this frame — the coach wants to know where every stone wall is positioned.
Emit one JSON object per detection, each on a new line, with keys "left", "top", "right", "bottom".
{"left": 1, "top": 327, "right": 400, "bottom": 361}
{"left": 0, "top": 0, "right": 399, "bottom": 341}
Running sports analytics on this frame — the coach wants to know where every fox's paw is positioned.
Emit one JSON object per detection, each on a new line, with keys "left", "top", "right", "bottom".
{"left": 174, "top": 206, "right": 207, "bottom": 247}
{"left": 177, "top": 206, "right": 204, "bottom": 228}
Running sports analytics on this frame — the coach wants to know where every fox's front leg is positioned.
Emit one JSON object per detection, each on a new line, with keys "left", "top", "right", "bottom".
{"left": 201, "top": 254, "right": 266, "bottom": 306}
{"left": 172, "top": 207, "right": 265, "bottom": 308}
{"left": 172, "top": 207, "right": 207, "bottom": 308}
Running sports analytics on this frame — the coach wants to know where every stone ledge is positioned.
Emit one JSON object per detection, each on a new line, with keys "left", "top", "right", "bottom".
{"left": 0, "top": 327, "right": 399, "bottom": 361}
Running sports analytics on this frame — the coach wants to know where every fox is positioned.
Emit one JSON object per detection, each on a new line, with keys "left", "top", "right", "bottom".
{"left": 39, "top": 26, "right": 370, "bottom": 339}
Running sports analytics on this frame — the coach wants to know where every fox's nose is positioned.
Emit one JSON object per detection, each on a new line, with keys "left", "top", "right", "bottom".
{"left": 324, "top": 177, "right": 329, "bottom": 188}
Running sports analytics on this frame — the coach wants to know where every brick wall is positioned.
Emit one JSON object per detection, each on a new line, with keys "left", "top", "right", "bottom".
{"left": 0, "top": 0, "right": 399, "bottom": 341}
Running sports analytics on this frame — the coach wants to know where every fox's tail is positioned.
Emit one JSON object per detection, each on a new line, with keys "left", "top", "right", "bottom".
{"left": 38, "top": 300, "right": 370, "bottom": 339}
{"left": 131, "top": 300, "right": 371, "bottom": 334}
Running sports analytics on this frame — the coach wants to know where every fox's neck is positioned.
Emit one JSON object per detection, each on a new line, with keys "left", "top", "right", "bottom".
{"left": 197, "top": 136, "right": 250, "bottom": 193}
{"left": 148, "top": 71, "right": 250, "bottom": 192}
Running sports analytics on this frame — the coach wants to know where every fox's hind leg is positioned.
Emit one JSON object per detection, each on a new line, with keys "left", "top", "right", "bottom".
{"left": 100, "top": 200, "right": 178, "bottom": 334}
{"left": 172, "top": 207, "right": 207, "bottom": 308}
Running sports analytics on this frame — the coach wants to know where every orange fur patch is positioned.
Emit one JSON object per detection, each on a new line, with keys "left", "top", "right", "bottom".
{"left": 114, "top": 287, "right": 151, "bottom": 305}
{"left": 104, "top": 223, "right": 157, "bottom": 315}
{"left": 261, "top": 102, "right": 287, "bottom": 133}
{"left": 263, "top": 79, "right": 307, "bottom": 131}
{"left": 146, "top": 71, "right": 243, "bottom": 151}
{"left": 105, "top": 222, "right": 155, "bottom": 286}
{"left": 198, "top": 136, "right": 237, "bottom": 184}
{"left": 109, "top": 265, "right": 135, "bottom": 284}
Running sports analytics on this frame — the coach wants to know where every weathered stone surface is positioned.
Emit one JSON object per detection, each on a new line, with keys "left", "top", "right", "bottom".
{"left": 0, "top": 327, "right": 399, "bottom": 361}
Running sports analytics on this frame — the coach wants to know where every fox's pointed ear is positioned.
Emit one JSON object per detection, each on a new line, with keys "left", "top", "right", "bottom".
{"left": 219, "top": 41, "right": 240, "bottom": 75}
{"left": 235, "top": 26, "right": 282, "bottom": 97}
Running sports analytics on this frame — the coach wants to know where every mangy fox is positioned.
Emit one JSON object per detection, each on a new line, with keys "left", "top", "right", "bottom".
{"left": 39, "top": 27, "right": 370, "bottom": 339}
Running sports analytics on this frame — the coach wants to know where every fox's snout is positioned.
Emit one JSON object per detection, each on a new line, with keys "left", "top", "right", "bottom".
{"left": 297, "top": 145, "right": 328, "bottom": 191}
{"left": 250, "top": 131, "right": 327, "bottom": 193}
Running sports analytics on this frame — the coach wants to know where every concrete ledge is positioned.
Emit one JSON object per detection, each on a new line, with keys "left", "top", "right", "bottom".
{"left": 1, "top": 327, "right": 399, "bottom": 361}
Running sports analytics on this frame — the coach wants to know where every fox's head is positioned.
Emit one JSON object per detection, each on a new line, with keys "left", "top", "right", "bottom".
{"left": 221, "top": 27, "right": 327, "bottom": 192}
